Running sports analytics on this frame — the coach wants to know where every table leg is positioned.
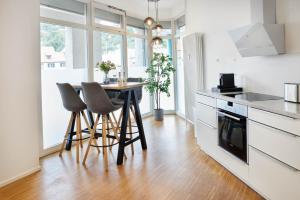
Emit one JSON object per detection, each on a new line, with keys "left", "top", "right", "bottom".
{"left": 132, "top": 90, "right": 147, "bottom": 150}
{"left": 117, "top": 90, "right": 131, "bottom": 165}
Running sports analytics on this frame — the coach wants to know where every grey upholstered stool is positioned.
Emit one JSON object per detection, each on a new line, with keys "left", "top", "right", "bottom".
{"left": 57, "top": 83, "right": 99, "bottom": 163}
{"left": 81, "top": 82, "right": 123, "bottom": 166}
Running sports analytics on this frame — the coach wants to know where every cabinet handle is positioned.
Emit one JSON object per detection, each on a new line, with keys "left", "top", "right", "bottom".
{"left": 197, "top": 120, "right": 216, "bottom": 130}
{"left": 250, "top": 146, "right": 300, "bottom": 172}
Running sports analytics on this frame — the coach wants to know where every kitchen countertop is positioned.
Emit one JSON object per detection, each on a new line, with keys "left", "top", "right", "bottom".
{"left": 197, "top": 90, "right": 300, "bottom": 119}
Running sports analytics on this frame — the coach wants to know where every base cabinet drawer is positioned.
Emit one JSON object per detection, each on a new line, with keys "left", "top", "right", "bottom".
{"left": 196, "top": 94, "right": 216, "bottom": 108}
{"left": 196, "top": 103, "right": 217, "bottom": 128}
{"left": 249, "top": 147, "right": 300, "bottom": 200}
{"left": 249, "top": 107, "right": 300, "bottom": 136}
{"left": 249, "top": 120, "right": 300, "bottom": 170}
{"left": 196, "top": 120, "right": 218, "bottom": 156}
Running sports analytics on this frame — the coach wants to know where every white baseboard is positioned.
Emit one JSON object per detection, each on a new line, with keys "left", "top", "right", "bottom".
{"left": 0, "top": 165, "right": 41, "bottom": 188}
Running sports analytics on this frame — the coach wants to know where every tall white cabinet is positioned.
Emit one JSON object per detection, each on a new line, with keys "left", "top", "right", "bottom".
{"left": 183, "top": 33, "right": 204, "bottom": 123}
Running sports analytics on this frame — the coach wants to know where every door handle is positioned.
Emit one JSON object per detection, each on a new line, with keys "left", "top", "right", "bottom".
{"left": 218, "top": 111, "right": 241, "bottom": 121}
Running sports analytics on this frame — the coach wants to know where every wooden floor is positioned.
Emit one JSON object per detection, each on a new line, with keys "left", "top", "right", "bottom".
{"left": 0, "top": 115, "right": 263, "bottom": 200}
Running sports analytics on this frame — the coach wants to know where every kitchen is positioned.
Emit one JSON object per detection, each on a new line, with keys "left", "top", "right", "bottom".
{"left": 1, "top": 0, "right": 300, "bottom": 199}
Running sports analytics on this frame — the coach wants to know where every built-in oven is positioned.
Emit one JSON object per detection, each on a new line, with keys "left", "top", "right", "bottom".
{"left": 217, "top": 99, "right": 248, "bottom": 163}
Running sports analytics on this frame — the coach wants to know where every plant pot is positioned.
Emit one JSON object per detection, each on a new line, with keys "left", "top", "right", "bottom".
{"left": 154, "top": 109, "right": 164, "bottom": 121}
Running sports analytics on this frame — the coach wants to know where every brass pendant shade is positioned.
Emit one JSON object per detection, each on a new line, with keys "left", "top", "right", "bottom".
{"left": 152, "top": 36, "right": 163, "bottom": 45}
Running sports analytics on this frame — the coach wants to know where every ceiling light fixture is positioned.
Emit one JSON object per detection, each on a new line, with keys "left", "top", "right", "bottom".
{"left": 151, "top": 0, "right": 163, "bottom": 45}
{"left": 152, "top": 0, "right": 163, "bottom": 33}
{"left": 144, "top": 0, "right": 155, "bottom": 28}
{"left": 152, "top": 36, "right": 163, "bottom": 45}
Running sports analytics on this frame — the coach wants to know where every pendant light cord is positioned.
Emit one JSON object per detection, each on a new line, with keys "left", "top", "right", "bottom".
{"left": 147, "top": 0, "right": 150, "bottom": 16}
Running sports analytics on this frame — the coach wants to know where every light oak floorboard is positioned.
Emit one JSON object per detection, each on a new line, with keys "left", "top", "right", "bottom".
{"left": 0, "top": 116, "right": 263, "bottom": 200}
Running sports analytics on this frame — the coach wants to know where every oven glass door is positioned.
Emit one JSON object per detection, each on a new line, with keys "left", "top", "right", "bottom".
{"left": 218, "top": 110, "right": 247, "bottom": 162}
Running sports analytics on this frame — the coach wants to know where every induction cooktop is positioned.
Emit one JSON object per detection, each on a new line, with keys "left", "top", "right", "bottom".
{"left": 222, "top": 92, "right": 283, "bottom": 102}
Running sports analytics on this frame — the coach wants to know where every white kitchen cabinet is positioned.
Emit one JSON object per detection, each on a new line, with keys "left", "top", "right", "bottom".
{"left": 249, "top": 147, "right": 300, "bottom": 200}
{"left": 213, "top": 146, "right": 249, "bottom": 182}
{"left": 248, "top": 107, "right": 300, "bottom": 136}
{"left": 249, "top": 120, "right": 300, "bottom": 170}
{"left": 195, "top": 102, "right": 217, "bottom": 128}
{"left": 196, "top": 94, "right": 216, "bottom": 108}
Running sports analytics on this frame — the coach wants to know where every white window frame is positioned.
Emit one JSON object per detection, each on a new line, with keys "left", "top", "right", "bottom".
{"left": 39, "top": 0, "right": 184, "bottom": 156}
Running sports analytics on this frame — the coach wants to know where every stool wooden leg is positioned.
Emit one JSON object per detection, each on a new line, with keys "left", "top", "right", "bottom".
{"left": 102, "top": 115, "right": 108, "bottom": 169}
{"left": 59, "top": 112, "right": 74, "bottom": 157}
{"left": 108, "top": 114, "right": 127, "bottom": 159}
{"left": 81, "top": 111, "right": 100, "bottom": 154}
{"left": 82, "top": 114, "right": 100, "bottom": 165}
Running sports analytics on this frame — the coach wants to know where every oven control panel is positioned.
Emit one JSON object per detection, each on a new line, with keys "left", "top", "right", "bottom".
{"left": 217, "top": 99, "right": 248, "bottom": 117}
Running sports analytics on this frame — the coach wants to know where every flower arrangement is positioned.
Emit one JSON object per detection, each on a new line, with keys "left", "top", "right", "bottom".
{"left": 96, "top": 60, "right": 116, "bottom": 74}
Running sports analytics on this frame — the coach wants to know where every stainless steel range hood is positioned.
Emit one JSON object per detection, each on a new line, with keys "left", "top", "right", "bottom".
{"left": 229, "top": 0, "right": 285, "bottom": 57}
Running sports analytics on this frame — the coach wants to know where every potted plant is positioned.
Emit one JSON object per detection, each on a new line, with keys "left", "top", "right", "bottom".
{"left": 96, "top": 60, "right": 116, "bottom": 84}
{"left": 145, "top": 53, "right": 176, "bottom": 121}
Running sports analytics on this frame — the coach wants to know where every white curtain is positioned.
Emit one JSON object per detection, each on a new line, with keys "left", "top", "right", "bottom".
{"left": 183, "top": 33, "right": 204, "bottom": 123}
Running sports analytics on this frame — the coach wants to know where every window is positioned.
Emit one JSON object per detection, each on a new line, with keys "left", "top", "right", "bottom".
{"left": 152, "top": 21, "right": 172, "bottom": 37}
{"left": 40, "top": 0, "right": 88, "bottom": 151}
{"left": 40, "top": 0, "right": 87, "bottom": 25}
{"left": 93, "top": 31, "right": 123, "bottom": 82}
{"left": 126, "top": 16, "right": 146, "bottom": 35}
{"left": 127, "top": 36, "right": 150, "bottom": 114}
{"left": 153, "top": 39, "right": 175, "bottom": 111}
{"left": 94, "top": 6, "right": 124, "bottom": 29}
{"left": 41, "top": 22, "right": 87, "bottom": 149}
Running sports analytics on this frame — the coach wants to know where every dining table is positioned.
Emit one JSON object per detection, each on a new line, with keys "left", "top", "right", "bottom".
{"left": 66, "top": 82, "right": 148, "bottom": 165}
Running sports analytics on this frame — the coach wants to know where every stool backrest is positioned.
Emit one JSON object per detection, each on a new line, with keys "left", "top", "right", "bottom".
{"left": 57, "top": 83, "right": 86, "bottom": 112}
{"left": 81, "top": 82, "right": 115, "bottom": 114}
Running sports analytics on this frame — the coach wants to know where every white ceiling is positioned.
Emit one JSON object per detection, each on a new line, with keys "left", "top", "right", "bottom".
{"left": 95, "top": 0, "right": 185, "bottom": 19}
{"left": 132, "top": 0, "right": 185, "bottom": 9}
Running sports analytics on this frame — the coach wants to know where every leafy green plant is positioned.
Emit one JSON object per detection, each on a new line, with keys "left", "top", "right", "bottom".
{"left": 96, "top": 60, "right": 116, "bottom": 74}
{"left": 145, "top": 53, "right": 176, "bottom": 110}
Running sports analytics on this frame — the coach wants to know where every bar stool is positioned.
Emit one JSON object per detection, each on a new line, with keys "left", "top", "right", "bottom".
{"left": 81, "top": 82, "right": 123, "bottom": 166}
{"left": 56, "top": 83, "right": 99, "bottom": 163}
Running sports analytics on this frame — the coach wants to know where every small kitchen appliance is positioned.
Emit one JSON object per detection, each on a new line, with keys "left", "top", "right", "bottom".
{"left": 212, "top": 73, "right": 243, "bottom": 93}
{"left": 284, "top": 83, "right": 300, "bottom": 103}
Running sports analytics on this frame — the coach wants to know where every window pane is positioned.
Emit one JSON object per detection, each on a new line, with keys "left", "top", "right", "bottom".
{"left": 153, "top": 39, "right": 175, "bottom": 111}
{"left": 41, "top": 23, "right": 87, "bottom": 149}
{"left": 40, "top": 0, "right": 86, "bottom": 24}
{"left": 127, "top": 26, "right": 145, "bottom": 35}
{"left": 127, "top": 37, "right": 150, "bottom": 114}
{"left": 94, "top": 31, "right": 123, "bottom": 82}
{"left": 95, "top": 8, "right": 123, "bottom": 28}
{"left": 152, "top": 29, "right": 172, "bottom": 37}
{"left": 126, "top": 16, "right": 145, "bottom": 35}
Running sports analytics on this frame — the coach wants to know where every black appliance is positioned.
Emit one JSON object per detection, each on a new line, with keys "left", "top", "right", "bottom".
{"left": 212, "top": 73, "right": 243, "bottom": 93}
{"left": 217, "top": 99, "right": 248, "bottom": 163}
{"left": 223, "top": 92, "right": 282, "bottom": 102}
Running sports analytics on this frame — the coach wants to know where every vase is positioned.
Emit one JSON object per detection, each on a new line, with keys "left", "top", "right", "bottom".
{"left": 154, "top": 109, "right": 164, "bottom": 121}
{"left": 103, "top": 72, "right": 109, "bottom": 84}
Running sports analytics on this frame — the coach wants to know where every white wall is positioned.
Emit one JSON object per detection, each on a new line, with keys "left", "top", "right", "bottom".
{"left": 0, "top": 0, "right": 41, "bottom": 187}
{"left": 186, "top": 0, "right": 300, "bottom": 96}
